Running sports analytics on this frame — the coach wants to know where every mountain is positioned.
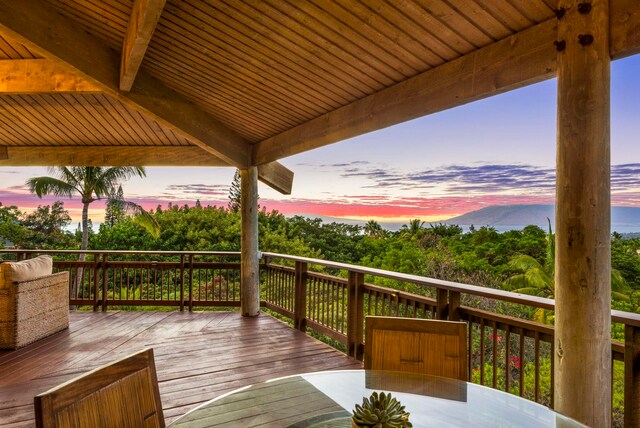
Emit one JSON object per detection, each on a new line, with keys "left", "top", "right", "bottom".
{"left": 442, "top": 205, "right": 640, "bottom": 229}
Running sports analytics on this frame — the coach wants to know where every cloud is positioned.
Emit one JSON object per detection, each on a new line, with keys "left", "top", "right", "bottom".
{"left": 165, "top": 183, "right": 229, "bottom": 196}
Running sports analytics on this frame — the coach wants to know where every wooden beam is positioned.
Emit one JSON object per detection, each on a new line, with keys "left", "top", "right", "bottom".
{"left": 0, "top": 59, "right": 101, "bottom": 93}
{"left": 0, "top": 146, "right": 226, "bottom": 166}
{"left": 120, "top": 0, "right": 166, "bottom": 91}
{"left": 555, "top": 1, "right": 611, "bottom": 426}
{"left": 0, "top": 0, "right": 248, "bottom": 168}
{"left": 253, "top": 19, "right": 559, "bottom": 164}
{"left": 254, "top": 0, "right": 640, "bottom": 165}
{"left": 240, "top": 166, "right": 260, "bottom": 317}
{"left": 611, "top": 0, "right": 640, "bottom": 59}
{"left": 0, "top": 0, "right": 294, "bottom": 194}
{"left": 257, "top": 161, "right": 294, "bottom": 195}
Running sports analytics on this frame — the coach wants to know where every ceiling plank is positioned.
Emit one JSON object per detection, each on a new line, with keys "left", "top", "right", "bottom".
{"left": 257, "top": 161, "right": 294, "bottom": 195}
{"left": 254, "top": 0, "right": 640, "bottom": 165}
{"left": 120, "top": 0, "right": 166, "bottom": 91}
{"left": 0, "top": 0, "right": 294, "bottom": 194}
{"left": 0, "top": 0, "right": 248, "bottom": 168}
{"left": 0, "top": 59, "right": 101, "bottom": 93}
{"left": 0, "top": 146, "right": 227, "bottom": 166}
{"left": 253, "top": 19, "right": 558, "bottom": 164}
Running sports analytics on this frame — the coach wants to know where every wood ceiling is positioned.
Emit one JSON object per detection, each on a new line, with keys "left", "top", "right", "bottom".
{"left": 0, "top": 0, "right": 638, "bottom": 193}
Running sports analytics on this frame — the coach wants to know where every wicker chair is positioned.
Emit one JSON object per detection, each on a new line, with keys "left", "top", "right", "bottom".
{"left": 364, "top": 316, "right": 468, "bottom": 381}
{"left": 0, "top": 256, "right": 70, "bottom": 349}
{"left": 34, "top": 348, "right": 165, "bottom": 428}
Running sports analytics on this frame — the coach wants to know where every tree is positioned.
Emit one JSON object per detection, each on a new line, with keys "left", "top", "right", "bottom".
{"left": 0, "top": 203, "right": 26, "bottom": 247}
{"left": 364, "top": 220, "right": 385, "bottom": 238}
{"left": 20, "top": 201, "right": 74, "bottom": 249}
{"left": 228, "top": 169, "right": 241, "bottom": 213}
{"left": 27, "top": 167, "right": 157, "bottom": 254}
{"left": 104, "top": 185, "right": 125, "bottom": 226}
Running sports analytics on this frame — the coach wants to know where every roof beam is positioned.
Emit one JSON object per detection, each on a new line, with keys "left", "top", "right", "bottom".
{"left": 0, "top": 146, "right": 227, "bottom": 166}
{"left": 120, "top": 0, "right": 166, "bottom": 91}
{"left": 611, "top": 0, "right": 640, "bottom": 59}
{"left": 257, "top": 161, "right": 294, "bottom": 195}
{"left": 0, "top": 0, "right": 247, "bottom": 168}
{"left": 0, "top": 59, "right": 101, "bottom": 93}
{"left": 0, "top": 0, "right": 293, "bottom": 194}
{"left": 254, "top": 0, "right": 640, "bottom": 164}
{"left": 253, "top": 19, "right": 558, "bottom": 164}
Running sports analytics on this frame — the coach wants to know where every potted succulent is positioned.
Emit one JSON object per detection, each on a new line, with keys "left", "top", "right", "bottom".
{"left": 351, "top": 391, "right": 412, "bottom": 428}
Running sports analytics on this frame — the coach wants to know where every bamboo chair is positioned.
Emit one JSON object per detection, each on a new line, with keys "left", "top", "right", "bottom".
{"left": 34, "top": 348, "right": 165, "bottom": 428}
{"left": 364, "top": 316, "right": 468, "bottom": 381}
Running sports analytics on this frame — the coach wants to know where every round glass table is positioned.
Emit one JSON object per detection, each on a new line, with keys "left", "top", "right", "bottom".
{"left": 168, "top": 370, "right": 586, "bottom": 427}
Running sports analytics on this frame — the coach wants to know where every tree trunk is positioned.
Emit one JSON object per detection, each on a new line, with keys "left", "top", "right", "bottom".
{"left": 72, "top": 202, "right": 90, "bottom": 309}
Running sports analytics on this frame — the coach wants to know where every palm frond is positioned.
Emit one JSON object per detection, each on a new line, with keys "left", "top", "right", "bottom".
{"left": 26, "top": 176, "right": 76, "bottom": 198}
{"left": 121, "top": 201, "right": 160, "bottom": 238}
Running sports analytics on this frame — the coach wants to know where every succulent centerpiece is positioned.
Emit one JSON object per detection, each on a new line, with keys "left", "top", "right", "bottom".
{"left": 351, "top": 391, "right": 412, "bottom": 428}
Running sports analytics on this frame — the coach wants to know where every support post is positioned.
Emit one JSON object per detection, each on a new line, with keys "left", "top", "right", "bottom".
{"left": 240, "top": 167, "right": 260, "bottom": 316}
{"left": 347, "top": 271, "right": 364, "bottom": 360}
{"left": 625, "top": 325, "right": 640, "bottom": 428}
{"left": 555, "top": 1, "right": 611, "bottom": 426}
{"left": 101, "top": 254, "right": 108, "bottom": 311}
{"left": 293, "top": 261, "right": 307, "bottom": 331}
{"left": 179, "top": 254, "right": 185, "bottom": 312}
{"left": 436, "top": 288, "right": 448, "bottom": 320}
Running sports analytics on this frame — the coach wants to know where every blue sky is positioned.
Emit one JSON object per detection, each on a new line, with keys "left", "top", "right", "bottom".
{"left": 1, "top": 55, "right": 639, "bottom": 223}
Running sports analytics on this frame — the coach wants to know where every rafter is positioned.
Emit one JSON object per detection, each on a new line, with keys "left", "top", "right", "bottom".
{"left": 0, "top": 59, "right": 101, "bottom": 93}
{"left": 0, "top": 0, "right": 293, "bottom": 194}
{"left": 0, "top": 146, "right": 226, "bottom": 167}
{"left": 120, "top": 0, "right": 166, "bottom": 91}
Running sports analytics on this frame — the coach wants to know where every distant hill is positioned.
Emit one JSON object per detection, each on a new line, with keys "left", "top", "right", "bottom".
{"left": 442, "top": 205, "right": 640, "bottom": 229}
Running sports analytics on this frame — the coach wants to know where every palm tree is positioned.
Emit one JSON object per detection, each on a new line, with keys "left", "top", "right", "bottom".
{"left": 27, "top": 167, "right": 157, "bottom": 253}
{"left": 504, "top": 219, "right": 631, "bottom": 322}
{"left": 401, "top": 219, "right": 425, "bottom": 239}
{"left": 364, "top": 220, "right": 385, "bottom": 238}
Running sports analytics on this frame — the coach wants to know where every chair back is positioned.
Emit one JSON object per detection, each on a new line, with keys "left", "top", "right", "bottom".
{"left": 364, "top": 316, "right": 467, "bottom": 381}
{"left": 34, "top": 348, "right": 164, "bottom": 428}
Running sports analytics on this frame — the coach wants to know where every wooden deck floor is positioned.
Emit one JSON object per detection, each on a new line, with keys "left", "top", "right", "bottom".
{"left": 0, "top": 311, "right": 362, "bottom": 427}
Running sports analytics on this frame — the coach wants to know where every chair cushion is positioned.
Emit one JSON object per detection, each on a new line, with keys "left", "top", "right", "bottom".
{"left": 0, "top": 256, "right": 53, "bottom": 289}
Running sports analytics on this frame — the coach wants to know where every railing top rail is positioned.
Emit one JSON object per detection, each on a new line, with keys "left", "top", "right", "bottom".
{"left": 263, "top": 252, "right": 556, "bottom": 310}
{"left": 1, "top": 249, "right": 242, "bottom": 256}
{"left": 263, "top": 252, "right": 640, "bottom": 327}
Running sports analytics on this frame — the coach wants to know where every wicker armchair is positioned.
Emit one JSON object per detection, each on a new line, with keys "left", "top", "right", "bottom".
{"left": 0, "top": 256, "right": 70, "bottom": 349}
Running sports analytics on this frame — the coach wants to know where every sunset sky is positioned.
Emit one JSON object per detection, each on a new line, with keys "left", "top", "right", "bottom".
{"left": 1, "top": 55, "right": 640, "bottom": 224}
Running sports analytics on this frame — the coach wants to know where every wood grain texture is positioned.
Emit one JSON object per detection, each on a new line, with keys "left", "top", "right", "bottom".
{"left": 256, "top": 161, "right": 294, "bottom": 195}
{"left": 0, "top": 311, "right": 362, "bottom": 427}
{"left": 0, "top": 0, "right": 250, "bottom": 168}
{"left": 364, "top": 316, "right": 467, "bottom": 381}
{"left": 0, "top": 146, "right": 224, "bottom": 166}
{"left": 34, "top": 348, "right": 165, "bottom": 428}
{"left": 0, "top": 60, "right": 100, "bottom": 93}
{"left": 555, "top": 1, "right": 611, "bottom": 426}
{"left": 253, "top": 18, "right": 558, "bottom": 164}
{"left": 241, "top": 167, "right": 260, "bottom": 316}
{"left": 120, "top": 0, "right": 166, "bottom": 91}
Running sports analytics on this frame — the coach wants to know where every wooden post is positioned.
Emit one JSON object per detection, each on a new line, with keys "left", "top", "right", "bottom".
{"left": 179, "top": 254, "right": 185, "bottom": 312}
{"left": 293, "top": 261, "right": 307, "bottom": 331}
{"left": 625, "top": 325, "right": 640, "bottom": 428}
{"left": 347, "top": 271, "right": 364, "bottom": 360}
{"left": 555, "top": 1, "right": 611, "bottom": 426}
{"left": 188, "top": 254, "right": 194, "bottom": 312}
{"left": 92, "top": 255, "right": 100, "bottom": 311}
{"left": 448, "top": 291, "right": 461, "bottom": 321}
{"left": 240, "top": 167, "right": 260, "bottom": 317}
{"left": 101, "top": 254, "right": 108, "bottom": 312}
{"left": 436, "top": 288, "right": 448, "bottom": 320}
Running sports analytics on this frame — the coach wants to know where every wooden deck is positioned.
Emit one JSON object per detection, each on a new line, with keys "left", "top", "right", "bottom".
{"left": 0, "top": 311, "right": 362, "bottom": 427}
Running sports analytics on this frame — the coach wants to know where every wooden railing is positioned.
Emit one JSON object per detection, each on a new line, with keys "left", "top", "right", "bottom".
{"left": 3, "top": 248, "right": 639, "bottom": 425}
{"left": 261, "top": 252, "right": 640, "bottom": 428}
{"left": 1, "top": 250, "right": 244, "bottom": 311}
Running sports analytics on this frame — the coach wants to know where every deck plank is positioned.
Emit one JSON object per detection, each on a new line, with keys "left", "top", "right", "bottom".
{"left": 0, "top": 311, "right": 361, "bottom": 426}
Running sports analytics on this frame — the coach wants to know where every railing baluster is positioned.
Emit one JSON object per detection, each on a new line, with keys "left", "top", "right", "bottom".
{"left": 294, "top": 261, "right": 307, "bottom": 332}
